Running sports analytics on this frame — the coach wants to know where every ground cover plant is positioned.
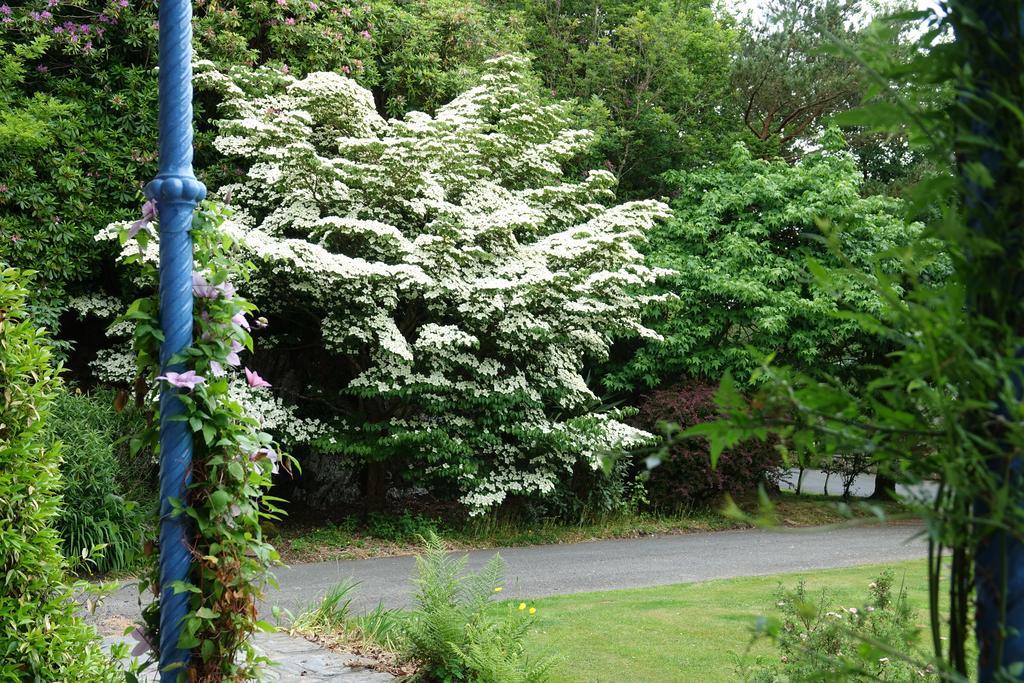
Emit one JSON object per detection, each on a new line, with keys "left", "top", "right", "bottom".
{"left": 294, "top": 559, "right": 931, "bottom": 682}
{"left": 745, "top": 569, "right": 937, "bottom": 681}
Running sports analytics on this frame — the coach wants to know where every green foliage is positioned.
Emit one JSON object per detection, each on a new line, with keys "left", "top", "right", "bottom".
{"left": 516, "top": 0, "right": 738, "bottom": 196}
{"left": 366, "top": 512, "right": 441, "bottom": 543}
{"left": 744, "top": 570, "right": 936, "bottom": 682}
{"left": 403, "top": 533, "right": 552, "bottom": 682}
{"left": 47, "top": 388, "right": 148, "bottom": 573}
{"left": 0, "top": 267, "right": 121, "bottom": 680}
{"left": 607, "top": 137, "right": 923, "bottom": 391}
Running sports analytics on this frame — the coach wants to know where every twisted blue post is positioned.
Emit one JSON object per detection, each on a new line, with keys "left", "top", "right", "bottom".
{"left": 147, "top": 0, "right": 205, "bottom": 679}
{"left": 951, "top": 2, "right": 1024, "bottom": 680}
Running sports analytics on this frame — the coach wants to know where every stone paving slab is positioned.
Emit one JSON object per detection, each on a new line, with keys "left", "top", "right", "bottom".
{"left": 102, "top": 632, "right": 394, "bottom": 682}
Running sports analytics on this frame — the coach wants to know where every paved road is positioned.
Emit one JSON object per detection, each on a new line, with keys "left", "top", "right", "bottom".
{"left": 89, "top": 524, "right": 926, "bottom": 629}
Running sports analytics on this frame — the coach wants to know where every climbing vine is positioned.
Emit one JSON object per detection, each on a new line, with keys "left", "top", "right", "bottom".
{"left": 119, "top": 201, "right": 292, "bottom": 681}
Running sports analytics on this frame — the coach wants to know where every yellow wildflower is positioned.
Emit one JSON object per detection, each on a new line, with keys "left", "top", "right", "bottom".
{"left": 518, "top": 603, "right": 526, "bottom": 610}
{"left": 529, "top": 607, "right": 536, "bottom": 615}
{"left": 494, "top": 587, "right": 503, "bottom": 593}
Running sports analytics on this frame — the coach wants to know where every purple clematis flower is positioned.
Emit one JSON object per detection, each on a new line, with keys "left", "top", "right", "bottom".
{"left": 245, "top": 367, "right": 271, "bottom": 389}
{"left": 231, "top": 312, "right": 251, "bottom": 330}
{"left": 209, "top": 360, "right": 225, "bottom": 377}
{"left": 128, "top": 199, "right": 157, "bottom": 238}
{"left": 192, "top": 272, "right": 219, "bottom": 299}
{"left": 226, "top": 340, "right": 243, "bottom": 366}
{"left": 250, "top": 447, "right": 279, "bottom": 474}
{"left": 157, "top": 370, "right": 205, "bottom": 390}
{"left": 193, "top": 272, "right": 238, "bottom": 300}
{"left": 129, "top": 626, "right": 156, "bottom": 657}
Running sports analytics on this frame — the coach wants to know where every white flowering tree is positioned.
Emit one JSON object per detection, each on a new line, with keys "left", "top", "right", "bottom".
{"left": 191, "top": 55, "right": 670, "bottom": 512}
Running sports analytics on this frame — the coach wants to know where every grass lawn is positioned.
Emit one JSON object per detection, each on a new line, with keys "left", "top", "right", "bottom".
{"left": 273, "top": 493, "right": 908, "bottom": 563}
{"left": 522, "top": 560, "right": 930, "bottom": 683}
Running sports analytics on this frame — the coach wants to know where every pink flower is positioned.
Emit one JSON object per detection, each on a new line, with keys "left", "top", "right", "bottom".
{"left": 117, "top": 0, "right": 128, "bottom": 7}
{"left": 276, "top": 0, "right": 287, "bottom": 5}
{"left": 341, "top": 65, "right": 351, "bottom": 74}
{"left": 231, "top": 312, "right": 251, "bottom": 330}
{"left": 128, "top": 199, "right": 156, "bottom": 237}
{"left": 192, "top": 272, "right": 219, "bottom": 299}
{"left": 250, "top": 447, "right": 280, "bottom": 474}
{"left": 129, "top": 627, "right": 156, "bottom": 657}
{"left": 244, "top": 367, "right": 271, "bottom": 389}
{"left": 226, "top": 340, "right": 243, "bottom": 366}
{"left": 284, "top": 16, "right": 295, "bottom": 25}
{"left": 340, "top": 6, "right": 351, "bottom": 16}
{"left": 157, "top": 370, "right": 205, "bottom": 390}
{"left": 359, "top": 29, "right": 370, "bottom": 39}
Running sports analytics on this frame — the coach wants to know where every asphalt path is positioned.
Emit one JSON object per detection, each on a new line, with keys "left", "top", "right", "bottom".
{"left": 88, "top": 523, "right": 926, "bottom": 631}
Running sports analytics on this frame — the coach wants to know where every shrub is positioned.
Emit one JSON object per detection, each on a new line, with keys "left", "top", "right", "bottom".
{"left": 366, "top": 512, "right": 440, "bottom": 543}
{"left": 47, "top": 388, "right": 148, "bottom": 573}
{"left": 605, "top": 136, "right": 926, "bottom": 391}
{"left": 129, "top": 54, "right": 670, "bottom": 514}
{"left": 744, "top": 570, "right": 938, "bottom": 682}
{"left": 630, "top": 381, "right": 781, "bottom": 509}
{"left": 403, "top": 533, "right": 551, "bottom": 682}
{"left": 0, "top": 267, "right": 121, "bottom": 680}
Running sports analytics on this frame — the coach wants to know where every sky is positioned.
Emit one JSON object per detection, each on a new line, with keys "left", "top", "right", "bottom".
{"left": 723, "top": 0, "right": 945, "bottom": 26}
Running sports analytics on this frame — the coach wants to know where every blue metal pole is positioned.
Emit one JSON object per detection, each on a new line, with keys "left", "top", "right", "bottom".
{"left": 147, "top": 0, "right": 205, "bottom": 678}
{"left": 951, "top": 1, "right": 1024, "bottom": 680}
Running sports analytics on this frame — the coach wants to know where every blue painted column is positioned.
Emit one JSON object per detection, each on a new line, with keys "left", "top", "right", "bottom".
{"left": 146, "top": 0, "right": 205, "bottom": 678}
{"left": 950, "top": 1, "right": 1024, "bottom": 680}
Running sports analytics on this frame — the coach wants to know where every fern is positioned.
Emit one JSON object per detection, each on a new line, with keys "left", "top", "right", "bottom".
{"left": 402, "top": 532, "right": 551, "bottom": 682}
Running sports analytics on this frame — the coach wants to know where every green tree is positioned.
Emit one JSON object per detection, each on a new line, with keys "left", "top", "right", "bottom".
{"left": 731, "top": 0, "right": 866, "bottom": 159}
{"left": 605, "top": 133, "right": 923, "bottom": 391}
{"left": 515, "top": 0, "right": 738, "bottom": 196}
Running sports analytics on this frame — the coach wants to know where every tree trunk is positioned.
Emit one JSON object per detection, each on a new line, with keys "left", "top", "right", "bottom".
{"left": 871, "top": 473, "right": 897, "bottom": 500}
{"left": 363, "top": 461, "right": 388, "bottom": 512}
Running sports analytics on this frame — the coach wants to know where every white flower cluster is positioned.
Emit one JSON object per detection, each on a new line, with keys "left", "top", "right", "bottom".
{"left": 193, "top": 55, "right": 672, "bottom": 512}
{"left": 226, "top": 376, "right": 322, "bottom": 444}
